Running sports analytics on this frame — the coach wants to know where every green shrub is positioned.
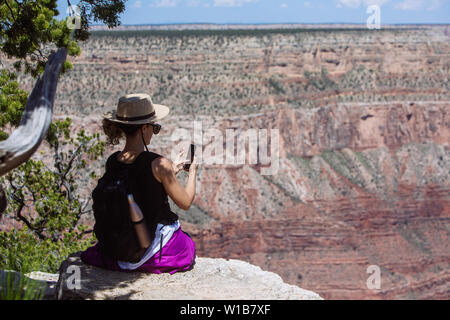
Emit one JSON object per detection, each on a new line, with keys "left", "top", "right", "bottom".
{"left": 0, "top": 270, "right": 45, "bottom": 300}
{"left": 304, "top": 67, "right": 336, "bottom": 91}
{"left": 268, "top": 77, "right": 286, "bottom": 94}
{"left": 0, "top": 118, "right": 104, "bottom": 274}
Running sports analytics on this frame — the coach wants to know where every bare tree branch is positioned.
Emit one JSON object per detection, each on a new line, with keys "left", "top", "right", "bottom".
{"left": 0, "top": 185, "right": 7, "bottom": 215}
{"left": 4, "top": 0, "right": 17, "bottom": 23}
{"left": 0, "top": 48, "right": 68, "bottom": 177}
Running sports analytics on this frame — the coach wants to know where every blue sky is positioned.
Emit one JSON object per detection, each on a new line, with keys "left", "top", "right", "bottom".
{"left": 57, "top": 0, "right": 450, "bottom": 25}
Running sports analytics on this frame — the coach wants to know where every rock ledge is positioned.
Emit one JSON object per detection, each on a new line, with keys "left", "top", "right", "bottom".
{"left": 56, "top": 253, "right": 323, "bottom": 300}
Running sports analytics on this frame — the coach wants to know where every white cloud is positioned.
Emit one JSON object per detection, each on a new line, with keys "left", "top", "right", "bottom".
{"left": 150, "top": 0, "right": 178, "bottom": 7}
{"left": 394, "top": 0, "right": 423, "bottom": 10}
{"left": 186, "top": 0, "right": 201, "bottom": 6}
{"left": 426, "top": 0, "right": 444, "bottom": 11}
{"left": 394, "top": 0, "right": 444, "bottom": 11}
{"left": 186, "top": 0, "right": 211, "bottom": 6}
{"left": 337, "top": 0, "right": 389, "bottom": 8}
{"left": 214, "top": 0, "right": 259, "bottom": 7}
{"left": 395, "top": 0, "right": 444, "bottom": 11}
{"left": 280, "top": 3, "right": 288, "bottom": 8}
{"left": 337, "top": 0, "right": 361, "bottom": 8}
{"left": 364, "top": 0, "right": 389, "bottom": 6}
{"left": 131, "top": 0, "right": 142, "bottom": 8}
{"left": 304, "top": 1, "right": 313, "bottom": 8}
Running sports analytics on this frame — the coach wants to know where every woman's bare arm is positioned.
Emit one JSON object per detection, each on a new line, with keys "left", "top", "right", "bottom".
{"left": 128, "top": 194, "right": 151, "bottom": 249}
{"left": 152, "top": 157, "right": 197, "bottom": 211}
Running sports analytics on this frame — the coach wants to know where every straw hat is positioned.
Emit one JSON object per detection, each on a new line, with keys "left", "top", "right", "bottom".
{"left": 103, "top": 93, "right": 170, "bottom": 125}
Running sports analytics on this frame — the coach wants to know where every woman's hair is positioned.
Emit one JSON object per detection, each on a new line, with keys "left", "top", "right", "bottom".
{"left": 102, "top": 118, "right": 145, "bottom": 146}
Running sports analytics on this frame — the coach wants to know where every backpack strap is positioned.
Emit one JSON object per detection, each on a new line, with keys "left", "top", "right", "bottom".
{"left": 106, "top": 151, "right": 121, "bottom": 172}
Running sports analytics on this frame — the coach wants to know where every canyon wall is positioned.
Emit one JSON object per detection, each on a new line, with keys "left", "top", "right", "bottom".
{"left": 1, "top": 25, "right": 448, "bottom": 299}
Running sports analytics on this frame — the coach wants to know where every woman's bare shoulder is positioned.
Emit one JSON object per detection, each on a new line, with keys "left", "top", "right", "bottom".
{"left": 152, "top": 156, "right": 172, "bottom": 168}
{"left": 151, "top": 156, "right": 173, "bottom": 183}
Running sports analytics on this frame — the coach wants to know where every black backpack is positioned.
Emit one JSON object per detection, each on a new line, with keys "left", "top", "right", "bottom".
{"left": 92, "top": 161, "right": 143, "bottom": 262}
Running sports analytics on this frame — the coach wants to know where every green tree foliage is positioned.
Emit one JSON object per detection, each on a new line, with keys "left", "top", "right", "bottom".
{"left": 0, "top": 0, "right": 126, "bottom": 139}
{"left": 0, "top": 69, "right": 28, "bottom": 140}
{"left": 0, "top": 0, "right": 126, "bottom": 77}
{"left": 0, "top": 1, "right": 125, "bottom": 275}
{"left": 0, "top": 118, "right": 105, "bottom": 273}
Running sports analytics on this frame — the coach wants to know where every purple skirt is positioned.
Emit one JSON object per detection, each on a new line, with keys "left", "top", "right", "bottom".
{"left": 80, "top": 228, "right": 196, "bottom": 274}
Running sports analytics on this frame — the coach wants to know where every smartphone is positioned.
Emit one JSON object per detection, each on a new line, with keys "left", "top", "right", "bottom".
{"left": 183, "top": 143, "right": 195, "bottom": 171}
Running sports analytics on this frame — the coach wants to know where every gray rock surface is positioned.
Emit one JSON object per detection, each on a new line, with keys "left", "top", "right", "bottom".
{"left": 26, "top": 271, "right": 59, "bottom": 299}
{"left": 56, "top": 253, "right": 322, "bottom": 300}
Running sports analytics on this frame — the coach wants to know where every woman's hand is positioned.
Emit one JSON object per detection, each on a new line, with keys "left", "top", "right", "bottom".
{"left": 152, "top": 156, "right": 197, "bottom": 211}
{"left": 172, "top": 149, "right": 189, "bottom": 175}
{"left": 188, "top": 152, "right": 198, "bottom": 174}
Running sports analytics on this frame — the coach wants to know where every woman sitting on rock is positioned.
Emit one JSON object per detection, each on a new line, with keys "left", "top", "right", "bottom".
{"left": 81, "top": 93, "right": 197, "bottom": 274}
